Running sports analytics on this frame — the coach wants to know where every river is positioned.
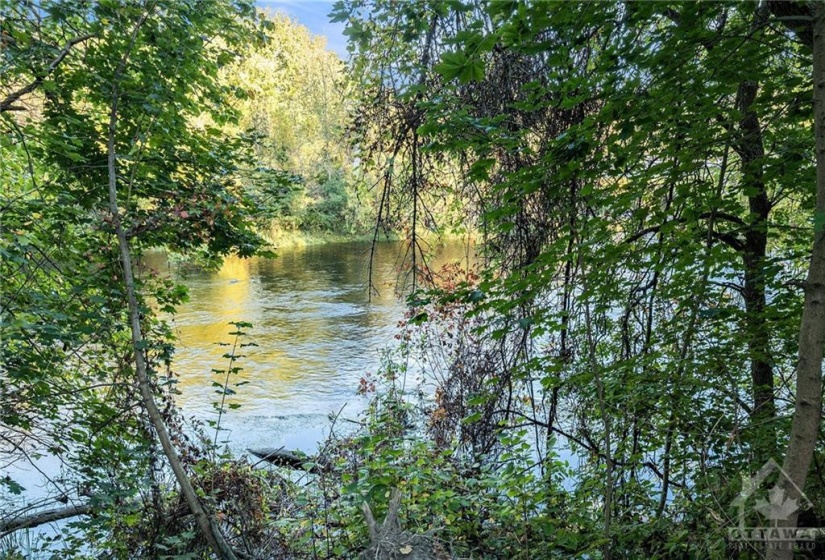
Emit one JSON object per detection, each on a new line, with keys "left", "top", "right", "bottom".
{"left": 145, "top": 239, "right": 474, "bottom": 454}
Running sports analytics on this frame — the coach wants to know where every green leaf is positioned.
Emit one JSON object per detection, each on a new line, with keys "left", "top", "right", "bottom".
{"left": 1, "top": 477, "right": 25, "bottom": 495}
{"left": 434, "top": 51, "right": 468, "bottom": 82}
{"left": 410, "top": 311, "right": 429, "bottom": 325}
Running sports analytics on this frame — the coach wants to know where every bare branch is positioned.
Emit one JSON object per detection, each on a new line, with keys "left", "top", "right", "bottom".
{"left": 0, "top": 504, "right": 92, "bottom": 539}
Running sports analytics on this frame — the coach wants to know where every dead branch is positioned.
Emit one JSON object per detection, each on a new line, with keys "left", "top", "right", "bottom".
{"left": 0, "top": 503, "right": 92, "bottom": 539}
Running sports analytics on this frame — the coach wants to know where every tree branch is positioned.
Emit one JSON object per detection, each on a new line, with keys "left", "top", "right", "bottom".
{"left": 767, "top": 1, "right": 814, "bottom": 48}
{"left": 0, "top": 504, "right": 92, "bottom": 539}
{"left": 622, "top": 212, "right": 746, "bottom": 251}
{"left": 0, "top": 34, "right": 94, "bottom": 113}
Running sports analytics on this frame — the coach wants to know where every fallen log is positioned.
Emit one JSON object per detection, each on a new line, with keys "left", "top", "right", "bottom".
{"left": 247, "top": 448, "right": 327, "bottom": 474}
{"left": 0, "top": 503, "right": 92, "bottom": 539}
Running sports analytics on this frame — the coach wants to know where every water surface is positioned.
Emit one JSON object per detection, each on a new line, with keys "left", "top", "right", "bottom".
{"left": 145, "top": 240, "right": 473, "bottom": 452}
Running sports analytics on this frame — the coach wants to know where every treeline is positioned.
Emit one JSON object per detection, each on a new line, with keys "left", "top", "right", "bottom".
{"left": 223, "top": 12, "right": 374, "bottom": 239}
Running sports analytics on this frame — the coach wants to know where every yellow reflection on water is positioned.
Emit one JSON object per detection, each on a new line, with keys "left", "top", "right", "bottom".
{"left": 149, "top": 240, "right": 476, "bottom": 414}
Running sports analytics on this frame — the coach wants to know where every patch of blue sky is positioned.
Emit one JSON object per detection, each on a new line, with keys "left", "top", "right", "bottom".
{"left": 256, "top": 0, "right": 349, "bottom": 59}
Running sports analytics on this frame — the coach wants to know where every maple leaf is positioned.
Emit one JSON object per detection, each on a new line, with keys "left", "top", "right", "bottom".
{"left": 755, "top": 486, "right": 799, "bottom": 521}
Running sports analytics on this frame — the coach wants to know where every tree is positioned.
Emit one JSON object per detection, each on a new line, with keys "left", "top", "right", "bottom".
{"left": 333, "top": 0, "right": 822, "bottom": 555}
{"left": 764, "top": 2, "right": 825, "bottom": 557}
{"left": 222, "top": 11, "right": 369, "bottom": 236}
{"left": 1, "top": 0, "right": 266, "bottom": 556}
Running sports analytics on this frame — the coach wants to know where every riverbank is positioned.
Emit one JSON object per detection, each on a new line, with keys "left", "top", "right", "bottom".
{"left": 263, "top": 228, "right": 475, "bottom": 250}
{"left": 263, "top": 229, "right": 398, "bottom": 249}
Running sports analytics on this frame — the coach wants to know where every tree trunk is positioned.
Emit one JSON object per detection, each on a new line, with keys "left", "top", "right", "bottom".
{"left": 732, "top": 5, "right": 776, "bottom": 430}
{"left": 767, "top": 5, "right": 825, "bottom": 559}
{"left": 361, "top": 489, "right": 439, "bottom": 560}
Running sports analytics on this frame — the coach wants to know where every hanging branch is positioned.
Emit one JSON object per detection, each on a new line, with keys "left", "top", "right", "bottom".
{"left": 365, "top": 12, "right": 439, "bottom": 301}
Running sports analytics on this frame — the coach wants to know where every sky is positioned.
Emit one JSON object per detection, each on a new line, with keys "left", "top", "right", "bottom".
{"left": 256, "top": 1, "right": 349, "bottom": 58}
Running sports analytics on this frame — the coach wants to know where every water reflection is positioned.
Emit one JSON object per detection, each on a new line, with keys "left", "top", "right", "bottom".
{"left": 143, "top": 240, "right": 473, "bottom": 451}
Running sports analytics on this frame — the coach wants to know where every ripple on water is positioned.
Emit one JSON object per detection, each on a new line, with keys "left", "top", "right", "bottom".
{"left": 166, "top": 241, "right": 474, "bottom": 450}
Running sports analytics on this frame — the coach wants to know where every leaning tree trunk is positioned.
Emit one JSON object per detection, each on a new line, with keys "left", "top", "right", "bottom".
{"left": 768, "top": 5, "right": 825, "bottom": 560}
{"left": 105, "top": 8, "right": 239, "bottom": 560}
